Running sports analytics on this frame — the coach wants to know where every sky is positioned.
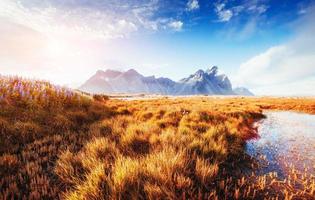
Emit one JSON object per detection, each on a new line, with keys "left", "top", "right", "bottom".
{"left": 0, "top": 0, "right": 314, "bottom": 95}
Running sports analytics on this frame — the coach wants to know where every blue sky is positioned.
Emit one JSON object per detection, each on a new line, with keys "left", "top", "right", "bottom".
{"left": 0, "top": 0, "right": 314, "bottom": 95}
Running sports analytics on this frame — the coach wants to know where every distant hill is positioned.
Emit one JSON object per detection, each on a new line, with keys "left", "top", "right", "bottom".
{"left": 79, "top": 66, "right": 253, "bottom": 96}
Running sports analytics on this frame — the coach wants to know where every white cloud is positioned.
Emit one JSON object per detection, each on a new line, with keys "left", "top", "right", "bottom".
{"left": 187, "top": 0, "right": 199, "bottom": 11}
{"left": 168, "top": 20, "right": 183, "bottom": 31}
{"left": 215, "top": 3, "right": 233, "bottom": 22}
{"left": 235, "top": 6, "right": 315, "bottom": 95}
{"left": 214, "top": 1, "right": 268, "bottom": 23}
{"left": 0, "top": 0, "right": 140, "bottom": 40}
{"left": 247, "top": 4, "right": 267, "bottom": 14}
{"left": 251, "top": 77, "right": 315, "bottom": 96}
{"left": 0, "top": 0, "right": 187, "bottom": 40}
{"left": 219, "top": 10, "right": 233, "bottom": 22}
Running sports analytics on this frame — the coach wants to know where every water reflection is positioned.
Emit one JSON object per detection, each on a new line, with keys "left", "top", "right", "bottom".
{"left": 246, "top": 111, "right": 315, "bottom": 179}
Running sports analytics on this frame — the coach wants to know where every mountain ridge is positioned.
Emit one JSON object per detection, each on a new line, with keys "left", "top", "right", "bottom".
{"left": 79, "top": 66, "right": 253, "bottom": 96}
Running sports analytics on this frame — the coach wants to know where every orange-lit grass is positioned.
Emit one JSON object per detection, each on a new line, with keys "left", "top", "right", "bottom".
{"left": 0, "top": 77, "right": 115, "bottom": 199}
{"left": 1, "top": 76, "right": 315, "bottom": 199}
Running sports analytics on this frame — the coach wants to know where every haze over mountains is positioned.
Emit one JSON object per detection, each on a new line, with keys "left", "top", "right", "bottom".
{"left": 79, "top": 66, "right": 253, "bottom": 96}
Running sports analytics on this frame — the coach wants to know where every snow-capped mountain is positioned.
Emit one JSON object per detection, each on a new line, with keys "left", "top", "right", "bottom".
{"left": 79, "top": 66, "right": 253, "bottom": 96}
{"left": 175, "top": 66, "right": 234, "bottom": 95}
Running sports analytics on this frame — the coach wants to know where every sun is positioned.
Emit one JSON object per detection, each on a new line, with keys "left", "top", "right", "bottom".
{"left": 45, "top": 38, "right": 69, "bottom": 58}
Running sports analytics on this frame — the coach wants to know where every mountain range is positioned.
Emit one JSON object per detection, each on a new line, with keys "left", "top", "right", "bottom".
{"left": 79, "top": 66, "right": 253, "bottom": 96}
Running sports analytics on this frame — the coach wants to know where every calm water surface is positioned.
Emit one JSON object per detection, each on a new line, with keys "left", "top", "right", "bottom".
{"left": 246, "top": 111, "right": 315, "bottom": 178}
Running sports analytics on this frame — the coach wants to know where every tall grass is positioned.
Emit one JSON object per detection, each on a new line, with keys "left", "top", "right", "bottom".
{"left": 1, "top": 76, "right": 315, "bottom": 199}
{"left": 0, "top": 76, "right": 114, "bottom": 199}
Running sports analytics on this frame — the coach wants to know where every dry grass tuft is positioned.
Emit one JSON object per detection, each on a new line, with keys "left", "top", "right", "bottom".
{"left": 195, "top": 157, "right": 219, "bottom": 185}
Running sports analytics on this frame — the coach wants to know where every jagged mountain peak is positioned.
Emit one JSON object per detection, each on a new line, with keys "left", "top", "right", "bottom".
{"left": 183, "top": 67, "right": 226, "bottom": 83}
{"left": 125, "top": 69, "right": 140, "bottom": 76}
{"left": 194, "top": 69, "right": 205, "bottom": 75}
{"left": 96, "top": 69, "right": 104, "bottom": 74}
{"left": 177, "top": 66, "right": 233, "bottom": 95}
{"left": 206, "top": 66, "right": 218, "bottom": 76}
{"left": 191, "top": 69, "right": 206, "bottom": 81}
{"left": 79, "top": 66, "right": 254, "bottom": 96}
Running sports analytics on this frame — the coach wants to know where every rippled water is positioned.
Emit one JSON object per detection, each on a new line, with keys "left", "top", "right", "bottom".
{"left": 246, "top": 111, "right": 315, "bottom": 179}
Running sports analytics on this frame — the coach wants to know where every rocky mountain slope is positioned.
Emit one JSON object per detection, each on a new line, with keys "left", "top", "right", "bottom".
{"left": 233, "top": 87, "right": 254, "bottom": 96}
{"left": 79, "top": 66, "right": 253, "bottom": 95}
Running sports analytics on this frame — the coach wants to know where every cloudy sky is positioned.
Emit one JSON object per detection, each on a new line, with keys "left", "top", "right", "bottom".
{"left": 0, "top": 0, "right": 314, "bottom": 95}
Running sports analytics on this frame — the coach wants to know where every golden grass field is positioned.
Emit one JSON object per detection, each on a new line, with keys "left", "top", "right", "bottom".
{"left": 0, "top": 77, "right": 315, "bottom": 199}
